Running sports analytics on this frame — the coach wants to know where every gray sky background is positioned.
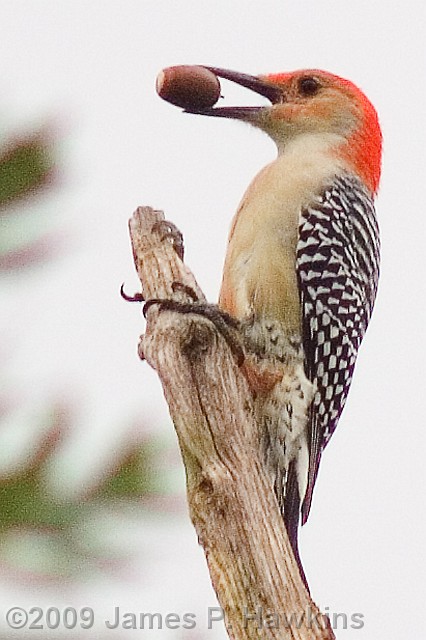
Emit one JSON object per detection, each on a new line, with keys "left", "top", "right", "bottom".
{"left": 0, "top": 1, "right": 425, "bottom": 638}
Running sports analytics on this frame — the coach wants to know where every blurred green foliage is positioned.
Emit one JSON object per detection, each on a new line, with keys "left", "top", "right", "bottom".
{"left": 0, "top": 411, "right": 171, "bottom": 532}
{"left": 0, "top": 409, "right": 179, "bottom": 578}
{"left": 0, "top": 128, "right": 57, "bottom": 271}
{"left": 0, "top": 116, "right": 180, "bottom": 581}
{"left": 0, "top": 132, "right": 54, "bottom": 208}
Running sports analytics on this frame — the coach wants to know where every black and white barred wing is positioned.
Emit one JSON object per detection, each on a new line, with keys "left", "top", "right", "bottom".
{"left": 296, "top": 174, "right": 380, "bottom": 525}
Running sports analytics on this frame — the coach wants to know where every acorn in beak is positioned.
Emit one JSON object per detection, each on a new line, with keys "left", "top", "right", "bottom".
{"left": 187, "top": 66, "right": 285, "bottom": 119}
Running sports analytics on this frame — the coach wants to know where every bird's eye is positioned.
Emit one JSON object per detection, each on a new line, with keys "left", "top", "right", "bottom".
{"left": 298, "top": 76, "right": 320, "bottom": 97}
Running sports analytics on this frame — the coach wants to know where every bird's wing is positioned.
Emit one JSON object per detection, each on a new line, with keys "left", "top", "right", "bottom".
{"left": 296, "top": 174, "right": 380, "bottom": 525}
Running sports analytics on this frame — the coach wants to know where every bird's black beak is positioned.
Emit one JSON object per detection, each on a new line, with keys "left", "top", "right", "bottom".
{"left": 185, "top": 66, "right": 284, "bottom": 119}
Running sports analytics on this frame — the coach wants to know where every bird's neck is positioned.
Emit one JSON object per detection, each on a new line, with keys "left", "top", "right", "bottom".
{"left": 219, "top": 134, "right": 347, "bottom": 332}
{"left": 275, "top": 129, "right": 380, "bottom": 195}
{"left": 273, "top": 133, "right": 350, "bottom": 200}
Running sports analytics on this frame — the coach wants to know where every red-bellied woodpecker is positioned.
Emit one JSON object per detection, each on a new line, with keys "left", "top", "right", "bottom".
{"left": 190, "top": 68, "right": 382, "bottom": 582}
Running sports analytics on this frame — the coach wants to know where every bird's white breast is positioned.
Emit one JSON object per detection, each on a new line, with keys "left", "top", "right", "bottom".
{"left": 219, "top": 132, "right": 349, "bottom": 334}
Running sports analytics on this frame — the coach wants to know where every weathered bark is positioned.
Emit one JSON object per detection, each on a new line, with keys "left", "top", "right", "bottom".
{"left": 127, "top": 206, "right": 335, "bottom": 640}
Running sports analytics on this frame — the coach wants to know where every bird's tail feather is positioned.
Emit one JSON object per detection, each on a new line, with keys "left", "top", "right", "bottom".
{"left": 282, "top": 461, "right": 309, "bottom": 591}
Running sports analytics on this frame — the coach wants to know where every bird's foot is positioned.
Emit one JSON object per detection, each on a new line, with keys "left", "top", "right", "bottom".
{"left": 120, "top": 219, "right": 185, "bottom": 304}
{"left": 143, "top": 282, "right": 245, "bottom": 366}
{"left": 152, "top": 219, "right": 185, "bottom": 260}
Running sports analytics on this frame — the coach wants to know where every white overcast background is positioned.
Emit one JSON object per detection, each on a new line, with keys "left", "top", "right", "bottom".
{"left": 0, "top": 1, "right": 425, "bottom": 639}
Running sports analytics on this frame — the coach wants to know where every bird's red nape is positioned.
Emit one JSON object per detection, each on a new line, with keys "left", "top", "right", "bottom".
{"left": 341, "top": 85, "right": 382, "bottom": 194}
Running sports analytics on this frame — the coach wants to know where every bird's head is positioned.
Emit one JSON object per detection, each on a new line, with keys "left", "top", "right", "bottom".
{"left": 192, "top": 67, "right": 382, "bottom": 193}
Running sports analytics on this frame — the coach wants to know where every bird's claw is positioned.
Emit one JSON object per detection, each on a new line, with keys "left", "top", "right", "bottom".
{"left": 120, "top": 283, "right": 145, "bottom": 303}
{"left": 142, "top": 280, "right": 200, "bottom": 316}
{"left": 152, "top": 220, "right": 185, "bottom": 260}
{"left": 171, "top": 281, "right": 199, "bottom": 302}
{"left": 142, "top": 296, "right": 244, "bottom": 366}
